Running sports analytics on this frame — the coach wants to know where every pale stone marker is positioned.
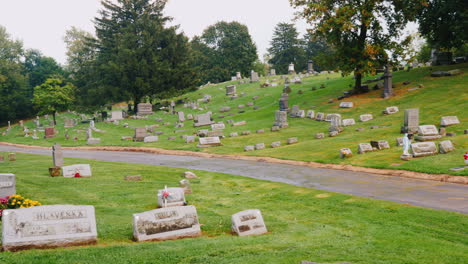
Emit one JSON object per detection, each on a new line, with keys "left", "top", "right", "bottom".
{"left": 271, "top": 141, "right": 281, "bottom": 148}
{"left": 64, "top": 119, "right": 75, "bottom": 128}
{"left": 134, "top": 127, "right": 148, "bottom": 142}
{"left": 157, "top": 187, "right": 186, "bottom": 208}
{"left": 232, "top": 121, "right": 247, "bottom": 127}
{"left": 226, "top": 85, "right": 237, "bottom": 96}
{"left": 62, "top": 164, "right": 92, "bottom": 177}
{"left": 290, "top": 105, "right": 300, "bottom": 117}
{"left": 315, "top": 112, "right": 325, "bottom": 121}
{"left": 133, "top": 205, "right": 201, "bottom": 242}
{"left": 411, "top": 142, "right": 437, "bottom": 157}
{"left": 137, "top": 103, "right": 153, "bottom": 115}
{"left": 193, "top": 113, "right": 213, "bottom": 127}
{"left": 143, "top": 136, "right": 158, "bottom": 143}
{"left": 255, "top": 143, "right": 265, "bottom": 150}
{"left": 211, "top": 123, "right": 225, "bottom": 130}
{"left": 340, "top": 148, "right": 353, "bottom": 158}
{"left": 2, "top": 205, "right": 97, "bottom": 251}
{"left": 358, "top": 143, "right": 373, "bottom": 154}
{"left": 342, "top": 119, "right": 355, "bottom": 126}
{"left": 0, "top": 173, "right": 16, "bottom": 197}
{"left": 198, "top": 137, "right": 222, "bottom": 147}
{"left": 111, "top": 111, "right": 124, "bottom": 121}
{"left": 231, "top": 209, "right": 267, "bottom": 237}
{"left": 315, "top": 133, "right": 325, "bottom": 139}
{"left": 401, "top": 108, "right": 419, "bottom": 133}
{"left": 287, "top": 137, "right": 298, "bottom": 144}
{"left": 52, "top": 143, "right": 63, "bottom": 167}
{"left": 250, "top": 71, "right": 259, "bottom": 82}
{"left": 415, "top": 125, "right": 442, "bottom": 141}
{"left": 439, "top": 140, "right": 455, "bottom": 154}
{"left": 274, "top": 111, "right": 288, "bottom": 128}
{"left": 306, "top": 110, "right": 315, "bottom": 119}
{"left": 359, "top": 114, "right": 373, "bottom": 122}
{"left": 206, "top": 130, "right": 224, "bottom": 138}
{"left": 339, "top": 102, "right": 353, "bottom": 108}
{"left": 244, "top": 145, "right": 254, "bottom": 152}
{"left": 440, "top": 116, "right": 460, "bottom": 127}
{"left": 185, "top": 136, "right": 195, "bottom": 143}
{"left": 383, "top": 106, "right": 399, "bottom": 115}
{"left": 177, "top": 112, "right": 185, "bottom": 122}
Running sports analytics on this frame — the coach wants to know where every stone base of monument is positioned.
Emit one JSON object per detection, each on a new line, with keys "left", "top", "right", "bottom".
{"left": 86, "top": 138, "right": 101, "bottom": 145}
{"left": 400, "top": 154, "right": 413, "bottom": 161}
{"left": 415, "top": 135, "right": 442, "bottom": 141}
{"left": 49, "top": 166, "right": 62, "bottom": 177}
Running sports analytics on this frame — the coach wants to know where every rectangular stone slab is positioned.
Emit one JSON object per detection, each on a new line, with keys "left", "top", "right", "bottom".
{"left": 411, "top": 142, "right": 437, "bottom": 157}
{"left": 231, "top": 209, "right": 267, "bottom": 236}
{"left": 157, "top": 187, "right": 186, "bottom": 208}
{"left": 62, "top": 164, "right": 92, "bottom": 177}
{"left": 0, "top": 173, "right": 16, "bottom": 197}
{"left": 133, "top": 205, "right": 201, "bottom": 242}
{"left": 2, "top": 205, "right": 97, "bottom": 251}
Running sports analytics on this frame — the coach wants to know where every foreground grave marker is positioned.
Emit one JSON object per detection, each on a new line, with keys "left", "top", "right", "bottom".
{"left": 62, "top": 164, "right": 92, "bottom": 177}
{"left": 0, "top": 173, "right": 15, "bottom": 197}
{"left": 2, "top": 205, "right": 97, "bottom": 251}
{"left": 133, "top": 205, "right": 201, "bottom": 242}
{"left": 231, "top": 209, "right": 267, "bottom": 237}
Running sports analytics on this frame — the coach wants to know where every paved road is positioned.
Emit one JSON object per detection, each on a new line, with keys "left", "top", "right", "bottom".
{"left": 1, "top": 145, "right": 467, "bottom": 214}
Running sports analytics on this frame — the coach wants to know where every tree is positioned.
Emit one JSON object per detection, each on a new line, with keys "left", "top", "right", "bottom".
{"left": 199, "top": 21, "right": 258, "bottom": 82}
{"left": 302, "top": 32, "right": 337, "bottom": 71}
{"left": 23, "top": 49, "right": 64, "bottom": 89}
{"left": 0, "top": 25, "right": 33, "bottom": 124}
{"left": 92, "top": 0, "right": 197, "bottom": 111}
{"left": 417, "top": 0, "right": 467, "bottom": 50}
{"left": 268, "top": 23, "right": 307, "bottom": 74}
{"left": 32, "top": 78, "right": 75, "bottom": 125}
{"left": 290, "top": 0, "right": 423, "bottom": 93}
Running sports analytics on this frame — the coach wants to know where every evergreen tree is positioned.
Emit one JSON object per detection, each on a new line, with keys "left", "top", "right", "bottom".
{"left": 268, "top": 23, "right": 307, "bottom": 74}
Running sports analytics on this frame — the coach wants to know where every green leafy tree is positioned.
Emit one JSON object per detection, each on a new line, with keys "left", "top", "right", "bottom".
{"left": 193, "top": 21, "right": 258, "bottom": 84}
{"left": 0, "top": 25, "right": 33, "bottom": 124}
{"left": 93, "top": 0, "right": 197, "bottom": 111}
{"left": 290, "top": 0, "right": 424, "bottom": 93}
{"left": 302, "top": 32, "right": 337, "bottom": 71}
{"left": 268, "top": 23, "right": 307, "bottom": 74}
{"left": 417, "top": 0, "right": 467, "bottom": 50}
{"left": 23, "top": 49, "right": 64, "bottom": 89}
{"left": 32, "top": 78, "right": 75, "bottom": 125}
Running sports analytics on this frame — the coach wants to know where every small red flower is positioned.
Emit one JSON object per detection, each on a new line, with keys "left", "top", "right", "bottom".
{"left": 74, "top": 173, "right": 81, "bottom": 178}
{"left": 163, "top": 191, "right": 170, "bottom": 198}
{"left": 464, "top": 152, "right": 468, "bottom": 160}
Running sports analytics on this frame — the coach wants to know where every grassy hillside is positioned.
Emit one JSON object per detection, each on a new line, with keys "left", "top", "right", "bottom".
{"left": 1, "top": 63, "right": 467, "bottom": 175}
{"left": 0, "top": 153, "right": 466, "bottom": 264}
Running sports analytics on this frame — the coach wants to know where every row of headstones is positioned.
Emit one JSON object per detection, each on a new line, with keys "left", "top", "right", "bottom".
{"left": 1, "top": 169, "right": 268, "bottom": 252}
{"left": 244, "top": 138, "right": 298, "bottom": 151}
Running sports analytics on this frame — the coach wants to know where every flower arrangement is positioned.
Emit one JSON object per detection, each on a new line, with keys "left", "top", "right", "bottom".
{"left": 0, "top": 194, "right": 41, "bottom": 219}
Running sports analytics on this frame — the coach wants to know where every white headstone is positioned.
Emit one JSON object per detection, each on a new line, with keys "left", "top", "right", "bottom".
{"left": 440, "top": 116, "right": 460, "bottom": 127}
{"left": 231, "top": 209, "right": 267, "bottom": 237}
{"left": 133, "top": 205, "right": 201, "bottom": 242}
{"left": 157, "top": 187, "right": 186, "bottom": 208}
{"left": 111, "top": 111, "right": 124, "bottom": 121}
{"left": 144, "top": 136, "right": 159, "bottom": 143}
{"left": 2, "top": 205, "right": 97, "bottom": 251}
{"left": 0, "top": 173, "right": 15, "bottom": 197}
{"left": 62, "top": 164, "right": 92, "bottom": 178}
{"left": 342, "top": 119, "right": 356, "bottom": 126}
{"left": 339, "top": 102, "right": 353, "bottom": 108}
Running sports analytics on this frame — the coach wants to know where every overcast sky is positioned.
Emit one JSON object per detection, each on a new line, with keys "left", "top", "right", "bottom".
{"left": 0, "top": 0, "right": 307, "bottom": 64}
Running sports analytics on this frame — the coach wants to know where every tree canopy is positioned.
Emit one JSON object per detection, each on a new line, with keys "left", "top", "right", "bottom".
{"left": 290, "top": 0, "right": 424, "bottom": 93}
{"left": 268, "top": 23, "right": 306, "bottom": 74}
{"left": 192, "top": 21, "right": 258, "bottom": 84}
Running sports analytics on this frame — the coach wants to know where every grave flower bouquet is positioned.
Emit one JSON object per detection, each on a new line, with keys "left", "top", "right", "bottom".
{"left": 0, "top": 194, "right": 41, "bottom": 219}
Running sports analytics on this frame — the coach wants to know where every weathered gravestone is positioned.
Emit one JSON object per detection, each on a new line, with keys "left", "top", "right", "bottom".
{"left": 206, "top": 130, "right": 224, "bottom": 138}
{"left": 232, "top": 121, "right": 247, "bottom": 127}
{"left": 411, "top": 142, "right": 437, "bottom": 157}
{"left": 401, "top": 108, "right": 419, "bottom": 133}
{"left": 440, "top": 116, "right": 460, "bottom": 127}
{"left": 271, "top": 141, "right": 281, "bottom": 148}
{"left": 177, "top": 112, "right": 185, "bottom": 122}
{"left": 0, "top": 173, "right": 16, "bottom": 197}
{"left": 383, "top": 106, "right": 399, "bottom": 115}
{"left": 315, "top": 133, "right": 325, "bottom": 139}
{"left": 287, "top": 137, "right": 298, "bottom": 145}
{"left": 64, "top": 119, "right": 75, "bottom": 128}
{"left": 197, "top": 137, "right": 222, "bottom": 148}
{"left": 279, "top": 93, "right": 289, "bottom": 111}
{"left": 274, "top": 111, "right": 288, "bottom": 128}
{"left": 52, "top": 143, "right": 63, "bottom": 167}
{"left": 124, "top": 175, "right": 142, "bottom": 181}
{"left": 340, "top": 148, "right": 353, "bottom": 158}
{"left": 185, "top": 136, "right": 195, "bottom": 143}
{"left": 193, "top": 113, "right": 213, "bottom": 127}
{"left": 315, "top": 112, "right": 325, "bottom": 121}
{"left": 231, "top": 209, "right": 267, "bottom": 236}
{"left": 226, "top": 85, "right": 236, "bottom": 96}
{"left": 359, "top": 114, "right": 373, "bottom": 122}
{"left": 370, "top": 140, "right": 390, "bottom": 150}
{"left": 111, "top": 110, "right": 124, "bottom": 121}
{"left": 255, "top": 143, "right": 265, "bottom": 150}
{"left": 342, "top": 119, "right": 356, "bottom": 126}
{"left": 358, "top": 143, "right": 373, "bottom": 154}
{"left": 306, "top": 110, "right": 315, "bottom": 119}
{"left": 133, "top": 127, "right": 149, "bottom": 142}
{"left": 244, "top": 145, "right": 254, "bottom": 152}
{"left": 137, "top": 103, "right": 153, "bottom": 115}
{"left": 157, "top": 187, "right": 186, "bottom": 208}
{"left": 329, "top": 114, "right": 343, "bottom": 133}
{"left": 143, "top": 136, "right": 158, "bottom": 143}
{"left": 211, "top": 123, "right": 225, "bottom": 130}
{"left": 133, "top": 205, "right": 201, "bottom": 242}
{"left": 415, "top": 125, "right": 442, "bottom": 141}
{"left": 2, "top": 205, "right": 97, "bottom": 251}
{"left": 62, "top": 164, "right": 92, "bottom": 177}
{"left": 250, "top": 71, "right": 259, "bottom": 82}
{"left": 439, "top": 140, "right": 455, "bottom": 154}
{"left": 339, "top": 102, "right": 353, "bottom": 108}
{"left": 44, "top": 128, "right": 55, "bottom": 139}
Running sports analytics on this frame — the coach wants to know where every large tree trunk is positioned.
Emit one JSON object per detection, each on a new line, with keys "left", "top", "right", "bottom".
{"left": 354, "top": 72, "right": 363, "bottom": 93}
{"left": 354, "top": 14, "right": 368, "bottom": 94}
{"left": 53, "top": 111, "right": 57, "bottom": 125}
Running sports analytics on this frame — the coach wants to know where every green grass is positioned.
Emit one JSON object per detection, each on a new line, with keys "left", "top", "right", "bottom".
{"left": 0, "top": 153, "right": 466, "bottom": 263}
{"left": 1, "top": 63, "right": 467, "bottom": 175}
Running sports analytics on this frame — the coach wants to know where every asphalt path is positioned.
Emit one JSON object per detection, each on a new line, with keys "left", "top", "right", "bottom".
{"left": 1, "top": 145, "right": 467, "bottom": 214}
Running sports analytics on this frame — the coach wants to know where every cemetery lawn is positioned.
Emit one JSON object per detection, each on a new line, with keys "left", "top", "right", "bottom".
{"left": 0, "top": 153, "right": 467, "bottom": 264}
{"left": 1, "top": 63, "right": 467, "bottom": 176}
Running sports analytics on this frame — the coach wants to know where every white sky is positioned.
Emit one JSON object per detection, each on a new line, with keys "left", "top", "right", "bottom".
{"left": 0, "top": 0, "right": 307, "bottom": 64}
